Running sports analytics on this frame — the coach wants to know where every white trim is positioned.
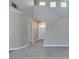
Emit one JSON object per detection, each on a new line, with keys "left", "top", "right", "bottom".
{"left": 9, "top": 44, "right": 29, "bottom": 51}
{"left": 43, "top": 45, "right": 69, "bottom": 47}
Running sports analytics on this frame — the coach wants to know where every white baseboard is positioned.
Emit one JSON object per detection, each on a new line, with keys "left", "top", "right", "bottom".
{"left": 9, "top": 44, "right": 29, "bottom": 51}
{"left": 43, "top": 45, "right": 69, "bottom": 47}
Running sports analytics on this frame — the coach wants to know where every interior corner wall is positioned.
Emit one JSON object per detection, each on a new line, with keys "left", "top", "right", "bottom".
{"left": 9, "top": 0, "right": 34, "bottom": 49}
{"left": 33, "top": 6, "right": 69, "bottom": 46}
{"left": 44, "top": 16, "right": 69, "bottom": 46}
{"left": 9, "top": 7, "right": 28, "bottom": 49}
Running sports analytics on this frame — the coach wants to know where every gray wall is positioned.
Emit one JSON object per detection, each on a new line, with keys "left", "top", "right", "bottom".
{"left": 33, "top": 6, "right": 69, "bottom": 46}
{"left": 9, "top": 0, "right": 34, "bottom": 18}
{"left": 9, "top": 7, "right": 28, "bottom": 49}
{"left": 9, "top": 0, "right": 33, "bottom": 49}
{"left": 44, "top": 16, "right": 69, "bottom": 46}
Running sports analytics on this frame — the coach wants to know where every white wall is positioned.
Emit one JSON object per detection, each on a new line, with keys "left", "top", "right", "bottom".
{"left": 9, "top": 0, "right": 33, "bottom": 49}
{"left": 44, "top": 16, "right": 69, "bottom": 46}
{"left": 9, "top": 0, "right": 34, "bottom": 18}
{"left": 28, "top": 20, "right": 32, "bottom": 43}
{"left": 9, "top": 7, "right": 27, "bottom": 49}
{"left": 33, "top": 6, "right": 69, "bottom": 46}
{"left": 9, "top": 7, "right": 33, "bottom": 49}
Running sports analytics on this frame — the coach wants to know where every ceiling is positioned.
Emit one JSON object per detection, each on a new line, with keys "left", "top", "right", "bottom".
{"left": 9, "top": 0, "right": 68, "bottom": 16}
{"left": 9, "top": 0, "right": 34, "bottom": 12}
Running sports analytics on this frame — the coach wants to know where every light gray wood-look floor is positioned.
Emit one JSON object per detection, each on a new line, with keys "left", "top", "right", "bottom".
{"left": 9, "top": 40, "right": 69, "bottom": 59}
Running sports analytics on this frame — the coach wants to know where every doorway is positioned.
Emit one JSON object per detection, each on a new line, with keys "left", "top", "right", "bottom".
{"left": 37, "top": 20, "right": 46, "bottom": 40}
{"left": 32, "top": 19, "right": 46, "bottom": 42}
{"left": 28, "top": 19, "right": 46, "bottom": 43}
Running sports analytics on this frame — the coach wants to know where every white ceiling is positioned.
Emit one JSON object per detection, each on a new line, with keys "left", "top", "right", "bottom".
{"left": 9, "top": 0, "right": 68, "bottom": 16}
{"left": 9, "top": 0, "right": 34, "bottom": 12}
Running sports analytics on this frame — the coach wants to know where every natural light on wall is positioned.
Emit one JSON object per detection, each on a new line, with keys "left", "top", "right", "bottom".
{"left": 50, "top": 2, "right": 56, "bottom": 7}
{"left": 40, "top": 24, "right": 45, "bottom": 28}
{"left": 39, "top": 22, "right": 46, "bottom": 28}
{"left": 39, "top": 2, "right": 46, "bottom": 6}
{"left": 61, "top": 2, "right": 67, "bottom": 7}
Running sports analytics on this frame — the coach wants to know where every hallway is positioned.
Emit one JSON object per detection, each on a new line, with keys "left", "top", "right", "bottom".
{"left": 9, "top": 40, "right": 69, "bottom": 59}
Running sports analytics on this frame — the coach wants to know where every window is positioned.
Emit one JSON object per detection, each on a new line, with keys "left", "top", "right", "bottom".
{"left": 61, "top": 2, "right": 67, "bottom": 7}
{"left": 39, "top": 2, "right": 46, "bottom": 6}
{"left": 50, "top": 2, "right": 56, "bottom": 7}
